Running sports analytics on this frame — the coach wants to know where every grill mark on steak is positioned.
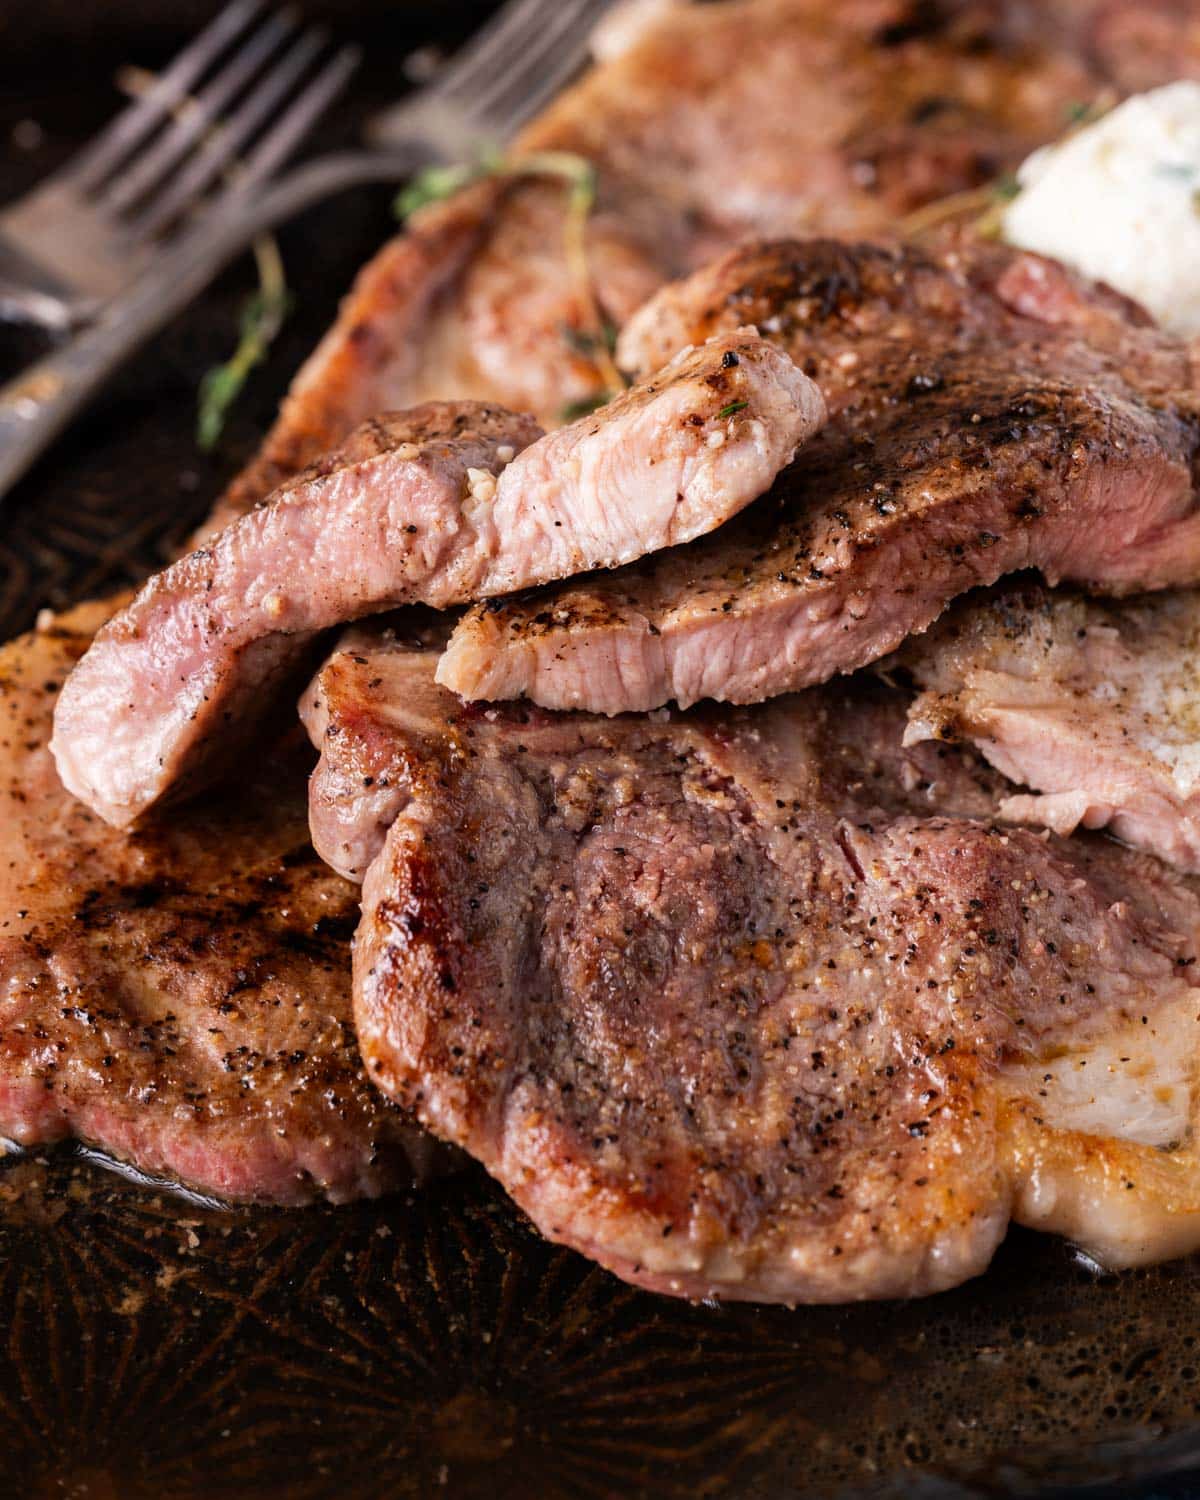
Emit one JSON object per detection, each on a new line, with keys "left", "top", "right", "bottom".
{"left": 313, "top": 625, "right": 1200, "bottom": 1302}
{"left": 54, "top": 335, "right": 818, "bottom": 828}
{"left": 438, "top": 237, "right": 1200, "bottom": 713}
{"left": 899, "top": 579, "right": 1200, "bottom": 872}
{"left": 0, "top": 601, "right": 440, "bottom": 1204}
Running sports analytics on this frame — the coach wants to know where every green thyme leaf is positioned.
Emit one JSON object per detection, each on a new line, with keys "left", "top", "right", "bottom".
{"left": 562, "top": 324, "right": 598, "bottom": 357}
{"left": 991, "top": 173, "right": 1021, "bottom": 203}
{"left": 1065, "top": 94, "right": 1118, "bottom": 132}
{"left": 562, "top": 320, "right": 619, "bottom": 358}
{"left": 395, "top": 148, "right": 596, "bottom": 223}
{"left": 717, "top": 399, "right": 749, "bottom": 419}
{"left": 394, "top": 160, "right": 487, "bottom": 220}
{"left": 197, "top": 236, "right": 289, "bottom": 451}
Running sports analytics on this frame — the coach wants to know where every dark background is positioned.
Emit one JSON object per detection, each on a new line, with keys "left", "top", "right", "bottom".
{"left": 0, "top": 0, "right": 493, "bottom": 638}
{"left": 4, "top": 4, "right": 1200, "bottom": 1496}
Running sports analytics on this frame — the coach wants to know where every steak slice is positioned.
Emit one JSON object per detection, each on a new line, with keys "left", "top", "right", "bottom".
{"left": 55, "top": 331, "right": 818, "bottom": 829}
{"left": 899, "top": 580, "right": 1200, "bottom": 872}
{"left": 300, "top": 614, "right": 453, "bottom": 883}
{"left": 312, "top": 625, "right": 1200, "bottom": 1303}
{"left": 0, "top": 601, "right": 438, "bottom": 1204}
{"left": 438, "top": 237, "right": 1200, "bottom": 713}
{"left": 52, "top": 402, "right": 537, "bottom": 829}
{"left": 214, "top": 0, "right": 1196, "bottom": 519}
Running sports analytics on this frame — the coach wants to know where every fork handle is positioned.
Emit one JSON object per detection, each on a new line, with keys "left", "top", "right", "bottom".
{"left": 0, "top": 301, "right": 175, "bottom": 499}
{"left": 0, "top": 235, "right": 92, "bottom": 331}
{"left": 0, "top": 149, "right": 426, "bottom": 504}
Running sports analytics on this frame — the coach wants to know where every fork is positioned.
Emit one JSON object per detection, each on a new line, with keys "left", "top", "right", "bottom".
{"left": 0, "top": 0, "right": 614, "bottom": 501}
{"left": 0, "top": 0, "right": 361, "bottom": 332}
{"left": 363, "top": 0, "right": 614, "bottom": 159}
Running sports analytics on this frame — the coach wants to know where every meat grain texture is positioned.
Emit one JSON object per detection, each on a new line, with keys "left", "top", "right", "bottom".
{"left": 440, "top": 238, "right": 1200, "bottom": 712}
{"left": 900, "top": 582, "right": 1200, "bottom": 873}
{"left": 309, "top": 625, "right": 1200, "bottom": 1303}
{"left": 54, "top": 335, "right": 817, "bottom": 827}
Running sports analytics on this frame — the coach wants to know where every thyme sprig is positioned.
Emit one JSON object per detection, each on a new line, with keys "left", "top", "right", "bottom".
{"left": 196, "top": 236, "right": 290, "bottom": 450}
{"left": 116, "top": 64, "right": 292, "bottom": 450}
{"left": 898, "top": 174, "right": 1019, "bottom": 241}
{"left": 396, "top": 147, "right": 598, "bottom": 225}
{"left": 559, "top": 393, "right": 610, "bottom": 421}
{"left": 397, "top": 149, "right": 627, "bottom": 417}
{"left": 394, "top": 158, "right": 492, "bottom": 218}
{"left": 899, "top": 91, "right": 1117, "bottom": 243}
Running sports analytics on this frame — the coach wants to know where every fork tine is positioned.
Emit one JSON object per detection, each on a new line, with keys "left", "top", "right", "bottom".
{"left": 103, "top": 8, "right": 301, "bottom": 217}
{"left": 485, "top": 47, "right": 596, "bottom": 145}
{"left": 231, "top": 45, "right": 362, "bottom": 193}
{"left": 129, "top": 27, "right": 333, "bottom": 244}
{"left": 427, "top": 0, "right": 562, "bottom": 108}
{"left": 365, "top": 0, "right": 600, "bottom": 153}
{"left": 71, "top": 0, "right": 265, "bottom": 191}
{"left": 462, "top": 0, "right": 604, "bottom": 140}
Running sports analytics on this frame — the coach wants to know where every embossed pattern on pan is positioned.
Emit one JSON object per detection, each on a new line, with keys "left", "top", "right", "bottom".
{"left": 5, "top": 4, "right": 1200, "bottom": 1497}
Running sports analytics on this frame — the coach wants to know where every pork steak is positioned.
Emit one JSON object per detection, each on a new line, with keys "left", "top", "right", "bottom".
{"left": 220, "top": 0, "right": 1200, "bottom": 501}
{"left": 438, "top": 237, "right": 1200, "bottom": 713}
{"left": 0, "top": 601, "right": 438, "bottom": 1204}
{"left": 900, "top": 580, "right": 1200, "bottom": 873}
{"left": 54, "top": 334, "right": 818, "bottom": 828}
{"left": 309, "top": 624, "right": 1200, "bottom": 1303}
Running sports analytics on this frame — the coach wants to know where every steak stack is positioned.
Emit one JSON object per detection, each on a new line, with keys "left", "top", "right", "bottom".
{"left": 12, "top": 0, "right": 1200, "bottom": 1302}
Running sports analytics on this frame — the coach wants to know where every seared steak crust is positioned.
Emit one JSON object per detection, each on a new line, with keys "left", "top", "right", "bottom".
{"left": 56, "top": 334, "right": 816, "bottom": 828}
{"left": 52, "top": 403, "right": 541, "bottom": 828}
{"left": 316, "top": 628, "right": 1200, "bottom": 1302}
{"left": 0, "top": 603, "right": 435, "bottom": 1204}
{"left": 440, "top": 238, "right": 1200, "bottom": 711}
{"left": 213, "top": 0, "right": 1200, "bottom": 516}
{"left": 300, "top": 615, "right": 453, "bottom": 883}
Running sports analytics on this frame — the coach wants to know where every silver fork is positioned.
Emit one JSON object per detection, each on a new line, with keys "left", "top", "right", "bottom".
{"left": 364, "top": 0, "right": 613, "bottom": 159}
{"left": 0, "top": 0, "right": 361, "bottom": 332}
{"left": 0, "top": 0, "right": 614, "bottom": 502}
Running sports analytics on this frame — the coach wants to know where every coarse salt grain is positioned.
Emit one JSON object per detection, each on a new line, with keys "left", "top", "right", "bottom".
{"left": 466, "top": 467, "right": 498, "bottom": 503}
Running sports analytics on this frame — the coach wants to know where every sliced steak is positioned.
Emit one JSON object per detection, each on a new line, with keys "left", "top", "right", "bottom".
{"left": 0, "top": 601, "right": 438, "bottom": 1204}
{"left": 313, "top": 625, "right": 1200, "bottom": 1302}
{"left": 208, "top": 183, "right": 512, "bottom": 533}
{"left": 301, "top": 615, "right": 453, "bottom": 882}
{"left": 216, "top": 0, "right": 1200, "bottom": 517}
{"left": 900, "top": 580, "right": 1200, "bottom": 872}
{"left": 457, "top": 331, "right": 823, "bottom": 594}
{"left": 439, "top": 237, "right": 1200, "bottom": 713}
{"left": 52, "top": 403, "right": 536, "bottom": 829}
{"left": 56, "top": 331, "right": 818, "bottom": 828}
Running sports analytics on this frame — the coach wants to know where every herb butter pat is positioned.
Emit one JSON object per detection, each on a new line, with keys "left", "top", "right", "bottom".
{"left": 1003, "top": 81, "right": 1200, "bottom": 337}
